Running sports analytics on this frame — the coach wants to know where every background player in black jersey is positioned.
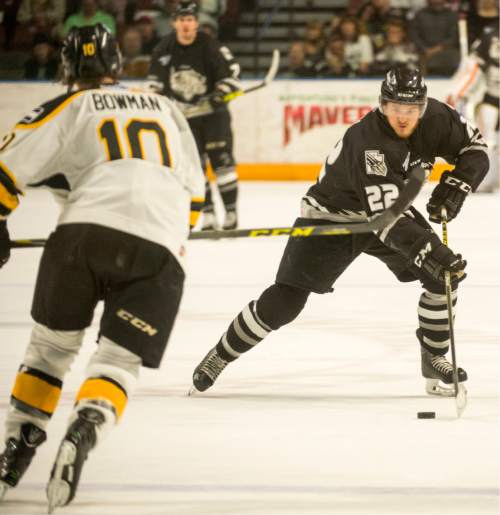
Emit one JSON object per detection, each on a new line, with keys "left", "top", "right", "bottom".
{"left": 149, "top": 0, "right": 242, "bottom": 230}
{"left": 190, "top": 65, "right": 489, "bottom": 398}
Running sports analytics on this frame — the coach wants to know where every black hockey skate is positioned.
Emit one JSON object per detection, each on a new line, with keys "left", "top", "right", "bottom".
{"left": 420, "top": 347, "right": 468, "bottom": 396}
{"left": 0, "top": 423, "right": 47, "bottom": 501}
{"left": 191, "top": 348, "right": 229, "bottom": 393}
{"left": 47, "top": 408, "right": 104, "bottom": 513}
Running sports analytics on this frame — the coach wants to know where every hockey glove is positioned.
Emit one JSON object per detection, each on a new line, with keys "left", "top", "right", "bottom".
{"left": 427, "top": 171, "right": 472, "bottom": 223}
{"left": 0, "top": 220, "right": 10, "bottom": 268}
{"left": 412, "top": 235, "right": 467, "bottom": 285}
{"left": 208, "top": 90, "right": 226, "bottom": 109}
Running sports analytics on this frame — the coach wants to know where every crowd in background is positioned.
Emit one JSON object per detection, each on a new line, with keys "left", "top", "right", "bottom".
{"left": 0, "top": 0, "right": 497, "bottom": 80}
{"left": 285, "top": 0, "right": 499, "bottom": 78}
{"left": 0, "top": 0, "right": 238, "bottom": 79}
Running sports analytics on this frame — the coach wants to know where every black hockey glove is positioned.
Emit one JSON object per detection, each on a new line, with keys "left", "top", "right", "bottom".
{"left": 426, "top": 172, "right": 472, "bottom": 223}
{"left": 208, "top": 90, "right": 226, "bottom": 109}
{"left": 0, "top": 220, "right": 10, "bottom": 269}
{"left": 412, "top": 235, "right": 467, "bottom": 285}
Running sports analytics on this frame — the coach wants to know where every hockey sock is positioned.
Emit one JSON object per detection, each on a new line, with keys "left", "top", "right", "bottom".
{"left": 417, "top": 289, "right": 457, "bottom": 355}
{"left": 9, "top": 366, "right": 62, "bottom": 429}
{"left": 215, "top": 301, "right": 272, "bottom": 362}
{"left": 215, "top": 168, "right": 238, "bottom": 213}
{"left": 203, "top": 180, "right": 215, "bottom": 214}
{"left": 75, "top": 376, "right": 128, "bottom": 423}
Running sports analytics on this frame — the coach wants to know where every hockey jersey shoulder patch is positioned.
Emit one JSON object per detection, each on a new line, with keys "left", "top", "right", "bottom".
{"left": 365, "top": 150, "right": 387, "bottom": 176}
{"left": 16, "top": 91, "right": 83, "bottom": 129}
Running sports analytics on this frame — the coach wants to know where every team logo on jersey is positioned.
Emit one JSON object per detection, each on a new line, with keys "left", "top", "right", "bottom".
{"left": 365, "top": 150, "right": 387, "bottom": 176}
{"left": 159, "top": 55, "right": 171, "bottom": 66}
{"left": 170, "top": 66, "right": 207, "bottom": 101}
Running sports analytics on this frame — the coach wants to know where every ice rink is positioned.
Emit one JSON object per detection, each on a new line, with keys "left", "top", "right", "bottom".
{"left": 0, "top": 181, "right": 499, "bottom": 515}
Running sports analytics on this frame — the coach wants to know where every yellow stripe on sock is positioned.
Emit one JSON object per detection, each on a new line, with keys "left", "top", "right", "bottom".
{"left": 11, "top": 372, "right": 61, "bottom": 415}
{"left": 76, "top": 378, "right": 128, "bottom": 419}
{"left": 190, "top": 210, "right": 201, "bottom": 227}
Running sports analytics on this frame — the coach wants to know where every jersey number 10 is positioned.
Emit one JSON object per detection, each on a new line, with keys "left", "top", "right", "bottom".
{"left": 98, "top": 118, "right": 172, "bottom": 167}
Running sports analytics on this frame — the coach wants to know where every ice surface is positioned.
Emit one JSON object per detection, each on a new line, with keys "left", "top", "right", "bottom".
{"left": 0, "top": 183, "right": 499, "bottom": 514}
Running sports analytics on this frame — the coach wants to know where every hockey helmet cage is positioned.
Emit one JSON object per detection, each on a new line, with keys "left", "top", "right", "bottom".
{"left": 62, "top": 24, "right": 122, "bottom": 85}
{"left": 174, "top": 0, "right": 199, "bottom": 18}
{"left": 380, "top": 65, "right": 428, "bottom": 114}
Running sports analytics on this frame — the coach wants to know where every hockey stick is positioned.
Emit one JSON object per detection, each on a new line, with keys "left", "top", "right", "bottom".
{"left": 190, "top": 166, "right": 426, "bottom": 240}
{"left": 441, "top": 206, "right": 467, "bottom": 418}
{"left": 458, "top": 14, "right": 469, "bottom": 65}
{"left": 182, "top": 49, "right": 280, "bottom": 119}
{"left": 10, "top": 167, "right": 425, "bottom": 248}
{"left": 11, "top": 167, "right": 426, "bottom": 246}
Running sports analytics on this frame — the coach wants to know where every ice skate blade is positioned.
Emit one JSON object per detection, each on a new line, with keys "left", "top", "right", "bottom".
{"left": 46, "top": 441, "right": 76, "bottom": 512}
{"left": 47, "top": 479, "right": 71, "bottom": 514}
{"left": 0, "top": 481, "right": 9, "bottom": 502}
{"left": 425, "top": 378, "right": 455, "bottom": 396}
{"left": 188, "top": 386, "right": 200, "bottom": 396}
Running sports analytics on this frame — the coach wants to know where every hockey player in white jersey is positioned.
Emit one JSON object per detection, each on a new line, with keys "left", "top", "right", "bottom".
{"left": 447, "top": 24, "right": 499, "bottom": 192}
{"left": 0, "top": 24, "right": 205, "bottom": 511}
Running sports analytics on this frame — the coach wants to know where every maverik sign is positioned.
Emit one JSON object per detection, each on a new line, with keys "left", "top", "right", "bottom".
{"left": 230, "top": 79, "right": 450, "bottom": 166}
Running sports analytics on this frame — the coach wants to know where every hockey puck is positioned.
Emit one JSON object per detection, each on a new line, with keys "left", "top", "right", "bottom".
{"left": 417, "top": 411, "right": 436, "bottom": 419}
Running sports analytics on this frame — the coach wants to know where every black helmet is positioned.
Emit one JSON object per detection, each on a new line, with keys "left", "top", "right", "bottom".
{"left": 62, "top": 24, "right": 122, "bottom": 86}
{"left": 380, "top": 65, "right": 427, "bottom": 107}
{"left": 174, "top": 0, "right": 199, "bottom": 18}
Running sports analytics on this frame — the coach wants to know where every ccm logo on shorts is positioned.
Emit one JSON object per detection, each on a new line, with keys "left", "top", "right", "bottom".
{"left": 116, "top": 309, "right": 158, "bottom": 336}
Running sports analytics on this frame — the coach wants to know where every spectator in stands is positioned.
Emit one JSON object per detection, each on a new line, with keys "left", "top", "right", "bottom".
{"left": 390, "top": 0, "right": 426, "bottom": 19}
{"left": 317, "top": 35, "right": 354, "bottom": 77}
{"left": 466, "top": 0, "right": 499, "bottom": 44}
{"left": 23, "top": 32, "right": 59, "bottom": 79}
{"left": 284, "top": 40, "right": 317, "bottom": 77}
{"left": 135, "top": 14, "right": 160, "bottom": 54}
{"left": 358, "top": 0, "right": 403, "bottom": 51}
{"left": 153, "top": 0, "right": 176, "bottom": 38}
{"left": 62, "top": 0, "right": 117, "bottom": 37}
{"left": 336, "top": 15, "right": 373, "bottom": 75}
{"left": 371, "top": 18, "right": 418, "bottom": 74}
{"left": 218, "top": 0, "right": 240, "bottom": 40}
{"left": 409, "top": 0, "right": 460, "bottom": 76}
{"left": 15, "top": 0, "right": 64, "bottom": 47}
{"left": 198, "top": 0, "right": 227, "bottom": 37}
{"left": 120, "top": 25, "right": 150, "bottom": 77}
{"left": 325, "top": 13, "right": 341, "bottom": 39}
{"left": 303, "top": 20, "right": 326, "bottom": 64}
{"left": 1, "top": 0, "right": 22, "bottom": 50}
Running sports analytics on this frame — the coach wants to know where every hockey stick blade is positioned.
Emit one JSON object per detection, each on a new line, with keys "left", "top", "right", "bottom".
{"left": 10, "top": 167, "right": 426, "bottom": 248}
{"left": 242, "top": 49, "right": 280, "bottom": 94}
{"left": 183, "top": 49, "right": 280, "bottom": 119}
{"left": 189, "top": 166, "right": 427, "bottom": 240}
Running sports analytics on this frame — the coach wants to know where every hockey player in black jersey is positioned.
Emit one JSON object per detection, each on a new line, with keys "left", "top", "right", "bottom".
{"left": 191, "top": 65, "right": 489, "bottom": 397}
{"left": 149, "top": 0, "right": 242, "bottom": 230}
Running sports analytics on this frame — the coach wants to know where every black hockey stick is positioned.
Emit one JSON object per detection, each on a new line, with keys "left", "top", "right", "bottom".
{"left": 10, "top": 166, "right": 425, "bottom": 248}
{"left": 441, "top": 207, "right": 467, "bottom": 417}
{"left": 182, "top": 49, "right": 280, "bottom": 119}
{"left": 190, "top": 166, "right": 425, "bottom": 240}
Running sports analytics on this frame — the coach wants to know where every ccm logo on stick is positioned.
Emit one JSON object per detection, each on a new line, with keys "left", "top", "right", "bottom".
{"left": 116, "top": 309, "right": 158, "bottom": 336}
{"left": 249, "top": 227, "right": 314, "bottom": 237}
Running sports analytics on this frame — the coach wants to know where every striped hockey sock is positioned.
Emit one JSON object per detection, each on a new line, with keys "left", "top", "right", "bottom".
{"left": 417, "top": 290, "right": 457, "bottom": 355}
{"left": 215, "top": 301, "right": 273, "bottom": 361}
